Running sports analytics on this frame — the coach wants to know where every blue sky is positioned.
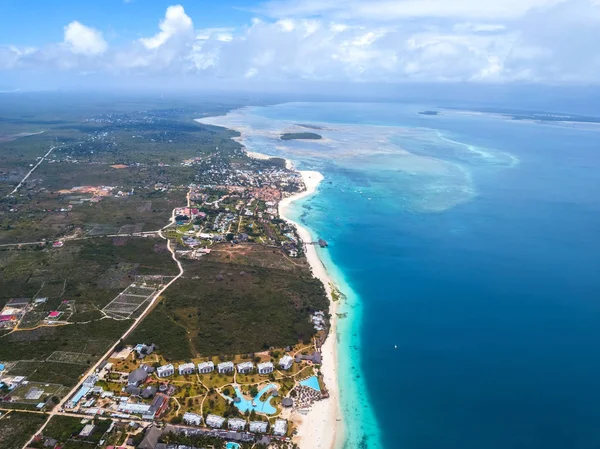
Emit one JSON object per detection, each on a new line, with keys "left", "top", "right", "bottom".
{"left": 1, "top": 0, "right": 599, "bottom": 90}
{"left": 1, "top": 0, "right": 257, "bottom": 46}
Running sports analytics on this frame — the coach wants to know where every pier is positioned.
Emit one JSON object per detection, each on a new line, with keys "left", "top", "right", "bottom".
{"left": 306, "top": 239, "right": 328, "bottom": 248}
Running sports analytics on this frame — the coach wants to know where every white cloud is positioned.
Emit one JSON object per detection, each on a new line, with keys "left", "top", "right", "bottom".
{"left": 140, "top": 5, "right": 193, "bottom": 49}
{"left": 2, "top": 1, "right": 600, "bottom": 86}
{"left": 63, "top": 21, "right": 107, "bottom": 55}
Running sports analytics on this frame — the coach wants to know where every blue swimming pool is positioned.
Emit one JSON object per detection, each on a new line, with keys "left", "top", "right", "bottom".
{"left": 223, "top": 383, "right": 278, "bottom": 415}
{"left": 299, "top": 375, "right": 321, "bottom": 391}
{"left": 225, "top": 443, "right": 240, "bottom": 449}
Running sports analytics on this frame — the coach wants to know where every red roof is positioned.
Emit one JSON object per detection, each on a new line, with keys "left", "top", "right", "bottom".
{"left": 48, "top": 311, "right": 60, "bottom": 318}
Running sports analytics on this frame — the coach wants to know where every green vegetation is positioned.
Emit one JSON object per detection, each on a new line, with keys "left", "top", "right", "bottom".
{"left": 0, "top": 411, "right": 47, "bottom": 449}
{"left": 29, "top": 415, "right": 113, "bottom": 448}
{"left": 128, "top": 245, "right": 328, "bottom": 357}
{"left": 280, "top": 132, "right": 322, "bottom": 140}
{"left": 127, "top": 305, "right": 193, "bottom": 361}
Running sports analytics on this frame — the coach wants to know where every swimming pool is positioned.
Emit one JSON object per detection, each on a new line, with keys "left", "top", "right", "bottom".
{"left": 225, "top": 443, "right": 241, "bottom": 449}
{"left": 299, "top": 375, "right": 321, "bottom": 391}
{"left": 223, "top": 383, "right": 278, "bottom": 415}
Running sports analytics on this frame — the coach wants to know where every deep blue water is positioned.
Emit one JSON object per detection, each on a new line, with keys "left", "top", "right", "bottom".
{"left": 201, "top": 103, "right": 600, "bottom": 449}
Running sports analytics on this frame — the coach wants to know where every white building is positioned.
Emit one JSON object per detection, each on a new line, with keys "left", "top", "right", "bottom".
{"left": 273, "top": 419, "right": 288, "bottom": 436}
{"left": 257, "top": 362, "right": 274, "bottom": 375}
{"left": 206, "top": 414, "right": 226, "bottom": 428}
{"left": 249, "top": 421, "right": 269, "bottom": 433}
{"left": 156, "top": 364, "right": 174, "bottom": 378}
{"left": 279, "top": 355, "right": 293, "bottom": 370}
{"left": 183, "top": 412, "right": 202, "bottom": 426}
{"left": 118, "top": 402, "right": 152, "bottom": 415}
{"left": 197, "top": 361, "right": 214, "bottom": 374}
{"left": 228, "top": 417, "right": 246, "bottom": 431}
{"left": 178, "top": 363, "right": 195, "bottom": 375}
{"left": 217, "top": 361, "right": 234, "bottom": 374}
{"left": 237, "top": 361, "right": 254, "bottom": 374}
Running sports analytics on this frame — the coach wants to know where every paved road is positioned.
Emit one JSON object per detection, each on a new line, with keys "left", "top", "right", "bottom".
{"left": 6, "top": 146, "right": 57, "bottom": 197}
{"left": 21, "top": 203, "right": 186, "bottom": 449}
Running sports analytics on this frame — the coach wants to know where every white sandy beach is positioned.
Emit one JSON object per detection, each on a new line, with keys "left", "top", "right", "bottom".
{"left": 279, "top": 170, "right": 344, "bottom": 449}
{"left": 205, "top": 133, "right": 343, "bottom": 448}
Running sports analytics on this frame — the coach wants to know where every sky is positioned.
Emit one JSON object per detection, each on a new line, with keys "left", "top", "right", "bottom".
{"left": 1, "top": 0, "right": 599, "bottom": 91}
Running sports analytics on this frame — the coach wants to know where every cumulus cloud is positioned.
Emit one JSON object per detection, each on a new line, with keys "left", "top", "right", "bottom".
{"left": 140, "top": 5, "right": 194, "bottom": 49}
{"left": 63, "top": 21, "right": 107, "bottom": 55}
{"left": 1, "top": 1, "right": 600, "bottom": 85}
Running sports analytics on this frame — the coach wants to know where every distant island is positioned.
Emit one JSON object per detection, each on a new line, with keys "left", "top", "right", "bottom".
{"left": 419, "top": 110, "right": 439, "bottom": 116}
{"left": 448, "top": 107, "right": 600, "bottom": 124}
{"left": 296, "top": 123, "right": 324, "bottom": 130}
{"left": 281, "top": 132, "right": 323, "bottom": 140}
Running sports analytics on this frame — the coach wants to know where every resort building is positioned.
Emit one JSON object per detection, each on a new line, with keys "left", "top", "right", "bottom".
{"left": 279, "top": 355, "right": 293, "bottom": 370}
{"left": 206, "top": 414, "right": 226, "bottom": 428}
{"left": 156, "top": 364, "right": 174, "bottom": 378}
{"left": 118, "top": 402, "right": 152, "bottom": 415}
{"left": 178, "top": 363, "right": 195, "bottom": 375}
{"left": 249, "top": 421, "right": 269, "bottom": 433}
{"left": 294, "top": 352, "right": 322, "bottom": 364}
{"left": 273, "top": 419, "right": 288, "bottom": 436}
{"left": 79, "top": 424, "right": 95, "bottom": 438}
{"left": 228, "top": 417, "right": 247, "bottom": 431}
{"left": 128, "top": 365, "right": 151, "bottom": 387}
{"left": 218, "top": 361, "right": 234, "bottom": 374}
{"left": 197, "top": 361, "right": 214, "bottom": 374}
{"left": 237, "top": 361, "right": 254, "bottom": 374}
{"left": 183, "top": 412, "right": 202, "bottom": 426}
{"left": 257, "top": 362, "right": 274, "bottom": 375}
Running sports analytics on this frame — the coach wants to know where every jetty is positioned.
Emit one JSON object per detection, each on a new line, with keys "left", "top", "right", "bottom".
{"left": 306, "top": 239, "right": 328, "bottom": 248}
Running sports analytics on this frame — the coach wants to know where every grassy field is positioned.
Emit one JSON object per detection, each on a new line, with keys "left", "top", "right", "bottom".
{"left": 0, "top": 411, "right": 47, "bottom": 449}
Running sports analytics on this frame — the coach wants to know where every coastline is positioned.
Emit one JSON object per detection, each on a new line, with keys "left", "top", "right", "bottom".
{"left": 278, "top": 170, "right": 344, "bottom": 449}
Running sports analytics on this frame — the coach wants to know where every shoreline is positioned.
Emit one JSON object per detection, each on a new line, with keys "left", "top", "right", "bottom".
{"left": 278, "top": 170, "right": 344, "bottom": 449}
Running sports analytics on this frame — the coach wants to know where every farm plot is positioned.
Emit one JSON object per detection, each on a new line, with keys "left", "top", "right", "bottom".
{"left": 117, "top": 223, "right": 144, "bottom": 234}
{"left": 19, "top": 311, "right": 47, "bottom": 329}
{"left": 102, "top": 283, "right": 157, "bottom": 319}
{"left": 6, "top": 381, "right": 67, "bottom": 406}
{"left": 46, "top": 351, "right": 92, "bottom": 365}
{"left": 85, "top": 224, "right": 120, "bottom": 236}
{"left": 34, "top": 280, "right": 67, "bottom": 299}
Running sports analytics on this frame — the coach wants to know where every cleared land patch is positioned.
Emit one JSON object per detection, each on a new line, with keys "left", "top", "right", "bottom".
{"left": 102, "top": 280, "right": 159, "bottom": 319}
{"left": 46, "top": 351, "right": 93, "bottom": 365}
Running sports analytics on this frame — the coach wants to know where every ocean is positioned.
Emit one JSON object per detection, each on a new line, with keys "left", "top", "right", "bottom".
{"left": 199, "top": 102, "right": 600, "bottom": 449}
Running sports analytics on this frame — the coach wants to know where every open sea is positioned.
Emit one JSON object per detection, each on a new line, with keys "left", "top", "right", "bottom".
{"left": 200, "top": 102, "right": 600, "bottom": 449}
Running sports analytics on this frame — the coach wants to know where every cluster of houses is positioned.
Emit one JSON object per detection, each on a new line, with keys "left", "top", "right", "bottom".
{"left": 312, "top": 311, "right": 326, "bottom": 332}
{"left": 144, "top": 355, "right": 295, "bottom": 380}
{"left": 183, "top": 412, "right": 288, "bottom": 436}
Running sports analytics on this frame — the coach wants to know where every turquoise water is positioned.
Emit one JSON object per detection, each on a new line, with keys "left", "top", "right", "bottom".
{"left": 200, "top": 102, "right": 600, "bottom": 449}
{"left": 223, "top": 384, "right": 277, "bottom": 415}
{"left": 299, "top": 375, "right": 321, "bottom": 391}
{"left": 225, "top": 443, "right": 240, "bottom": 449}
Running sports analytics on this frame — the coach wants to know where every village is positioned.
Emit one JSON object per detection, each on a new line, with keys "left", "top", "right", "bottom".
{"left": 167, "top": 158, "right": 311, "bottom": 259}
